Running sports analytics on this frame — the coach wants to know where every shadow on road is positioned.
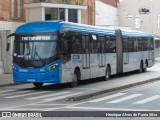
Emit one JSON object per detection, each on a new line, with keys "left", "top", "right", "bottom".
{"left": 16, "top": 70, "right": 151, "bottom": 91}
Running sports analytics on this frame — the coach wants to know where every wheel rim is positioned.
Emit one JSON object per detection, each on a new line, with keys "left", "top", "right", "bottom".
{"left": 106, "top": 68, "right": 110, "bottom": 80}
{"left": 72, "top": 74, "right": 78, "bottom": 87}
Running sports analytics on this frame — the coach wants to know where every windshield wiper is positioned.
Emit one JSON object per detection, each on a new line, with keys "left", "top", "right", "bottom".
{"left": 20, "top": 50, "right": 30, "bottom": 63}
{"left": 33, "top": 46, "right": 44, "bottom": 64}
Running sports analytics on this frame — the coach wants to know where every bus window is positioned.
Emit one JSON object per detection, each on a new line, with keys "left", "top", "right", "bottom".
{"left": 82, "top": 35, "right": 90, "bottom": 54}
{"left": 123, "top": 37, "right": 128, "bottom": 52}
{"left": 60, "top": 33, "right": 71, "bottom": 56}
{"left": 148, "top": 38, "right": 154, "bottom": 50}
{"left": 137, "top": 38, "right": 143, "bottom": 51}
{"left": 71, "top": 32, "right": 82, "bottom": 54}
{"left": 106, "top": 36, "right": 110, "bottom": 53}
{"left": 127, "top": 37, "right": 134, "bottom": 52}
{"left": 97, "top": 36, "right": 105, "bottom": 53}
{"left": 143, "top": 38, "right": 148, "bottom": 51}
{"left": 110, "top": 36, "right": 116, "bottom": 53}
{"left": 90, "top": 35, "right": 97, "bottom": 53}
{"left": 133, "top": 38, "right": 137, "bottom": 52}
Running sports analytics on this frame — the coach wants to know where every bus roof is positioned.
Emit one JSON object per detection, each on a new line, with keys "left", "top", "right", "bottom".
{"left": 16, "top": 21, "right": 64, "bottom": 33}
{"left": 16, "top": 21, "right": 116, "bottom": 36}
{"left": 60, "top": 22, "right": 115, "bottom": 36}
{"left": 121, "top": 29, "right": 153, "bottom": 38}
{"left": 15, "top": 20, "right": 153, "bottom": 38}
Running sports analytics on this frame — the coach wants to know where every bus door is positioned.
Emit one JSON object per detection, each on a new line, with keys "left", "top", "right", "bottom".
{"left": 123, "top": 38, "right": 129, "bottom": 64}
{"left": 82, "top": 35, "right": 90, "bottom": 68}
{"left": 98, "top": 36, "right": 106, "bottom": 67}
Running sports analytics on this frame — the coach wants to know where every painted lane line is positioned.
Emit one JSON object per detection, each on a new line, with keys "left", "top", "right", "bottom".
{"left": 4, "top": 91, "right": 51, "bottom": 98}
{"left": 0, "top": 90, "right": 15, "bottom": 94}
{"left": 26, "top": 92, "right": 71, "bottom": 100}
{"left": 107, "top": 94, "right": 142, "bottom": 103}
{"left": 43, "top": 92, "right": 83, "bottom": 101}
{"left": 88, "top": 93, "right": 126, "bottom": 102}
{"left": 0, "top": 91, "right": 32, "bottom": 96}
{"left": 134, "top": 95, "right": 160, "bottom": 104}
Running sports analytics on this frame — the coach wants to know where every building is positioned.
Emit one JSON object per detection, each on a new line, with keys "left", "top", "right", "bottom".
{"left": 0, "top": 0, "right": 26, "bottom": 74}
{"left": 25, "top": 0, "right": 95, "bottom": 25}
{"left": 118, "top": 0, "right": 160, "bottom": 36}
{"left": 95, "top": 0, "right": 119, "bottom": 27}
{"left": 0, "top": 0, "right": 119, "bottom": 74}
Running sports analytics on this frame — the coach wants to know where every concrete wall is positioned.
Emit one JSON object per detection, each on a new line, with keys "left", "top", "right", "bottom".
{"left": 0, "top": 21, "right": 24, "bottom": 74}
{"left": 118, "top": 0, "right": 160, "bottom": 36}
{"left": 26, "top": 7, "right": 45, "bottom": 22}
{"left": 95, "top": 0, "right": 118, "bottom": 26}
{"left": 0, "top": 30, "right": 12, "bottom": 74}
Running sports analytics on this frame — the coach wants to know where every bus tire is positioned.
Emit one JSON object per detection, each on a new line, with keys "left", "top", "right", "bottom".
{"left": 33, "top": 82, "right": 43, "bottom": 88}
{"left": 104, "top": 66, "right": 111, "bottom": 81}
{"left": 139, "top": 61, "right": 143, "bottom": 73}
{"left": 143, "top": 63, "right": 147, "bottom": 72}
{"left": 70, "top": 71, "right": 79, "bottom": 88}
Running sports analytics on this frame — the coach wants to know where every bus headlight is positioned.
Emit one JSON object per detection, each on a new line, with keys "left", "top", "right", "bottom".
{"left": 12, "top": 64, "right": 16, "bottom": 70}
{"left": 47, "top": 63, "right": 58, "bottom": 72}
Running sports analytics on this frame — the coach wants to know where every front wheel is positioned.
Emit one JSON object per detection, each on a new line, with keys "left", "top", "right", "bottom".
{"left": 33, "top": 82, "right": 43, "bottom": 88}
{"left": 70, "top": 72, "right": 78, "bottom": 88}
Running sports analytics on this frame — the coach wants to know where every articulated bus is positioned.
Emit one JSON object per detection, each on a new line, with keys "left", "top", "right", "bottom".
{"left": 7, "top": 21, "right": 155, "bottom": 88}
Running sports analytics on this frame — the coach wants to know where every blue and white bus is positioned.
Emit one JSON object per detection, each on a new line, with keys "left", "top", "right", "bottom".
{"left": 7, "top": 21, "right": 155, "bottom": 88}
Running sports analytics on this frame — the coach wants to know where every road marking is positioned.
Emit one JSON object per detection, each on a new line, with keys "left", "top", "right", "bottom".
{"left": 88, "top": 93, "right": 126, "bottom": 102}
{"left": 0, "top": 90, "right": 14, "bottom": 93}
{"left": 72, "top": 88, "right": 99, "bottom": 90}
{"left": 0, "top": 91, "right": 32, "bottom": 96}
{"left": 134, "top": 95, "right": 160, "bottom": 104}
{"left": 4, "top": 91, "right": 51, "bottom": 98}
{"left": 26, "top": 92, "right": 71, "bottom": 100}
{"left": 43, "top": 92, "right": 83, "bottom": 101}
{"left": 108, "top": 94, "right": 142, "bottom": 103}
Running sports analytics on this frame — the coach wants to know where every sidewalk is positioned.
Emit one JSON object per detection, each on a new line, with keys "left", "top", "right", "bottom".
{"left": 0, "top": 74, "right": 18, "bottom": 87}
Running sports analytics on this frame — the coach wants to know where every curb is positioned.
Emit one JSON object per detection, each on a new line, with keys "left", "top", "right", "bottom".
{"left": 66, "top": 77, "right": 160, "bottom": 101}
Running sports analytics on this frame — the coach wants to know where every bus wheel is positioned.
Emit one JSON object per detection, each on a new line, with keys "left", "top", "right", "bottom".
{"left": 70, "top": 72, "right": 78, "bottom": 87}
{"left": 33, "top": 82, "right": 43, "bottom": 88}
{"left": 143, "top": 63, "right": 147, "bottom": 72}
{"left": 104, "top": 66, "right": 111, "bottom": 81}
{"left": 139, "top": 61, "right": 143, "bottom": 73}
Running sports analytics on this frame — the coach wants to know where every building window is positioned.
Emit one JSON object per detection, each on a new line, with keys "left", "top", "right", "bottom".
{"left": 11, "top": 0, "right": 16, "bottom": 17}
{"left": 134, "top": 15, "right": 141, "bottom": 29}
{"left": 45, "top": 8, "right": 65, "bottom": 21}
{"left": 158, "top": 14, "right": 160, "bottom": 28}
{"left": 68, "top": 9, "right": 77, "bottom": 23}
{"left": 11, "top": 0, "right": 23, "bottom": 18}
{"left": 17, "top": 0, "right": 23, "bottom": 17}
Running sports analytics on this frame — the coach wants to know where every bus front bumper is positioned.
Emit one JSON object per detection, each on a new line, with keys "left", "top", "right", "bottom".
{"left": 13, "top": 69, "right": 61, "bottom": 84}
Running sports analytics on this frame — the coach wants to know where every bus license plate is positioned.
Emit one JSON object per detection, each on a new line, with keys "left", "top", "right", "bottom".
{"left": 27, "top": 79, "right": 36, "bottom": 82}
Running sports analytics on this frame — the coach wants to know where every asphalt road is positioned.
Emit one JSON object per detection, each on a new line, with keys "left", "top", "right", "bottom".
{"left": 57, "top": 81, "right": 160, "bottom": 111}
{"left": 0, "top": 59, "right": 160, "bottom": 112}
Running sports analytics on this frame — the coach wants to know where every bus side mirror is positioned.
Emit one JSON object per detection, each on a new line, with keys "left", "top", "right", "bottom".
{"left": 6, "top": 33, "right": 15, "bottom": 55}
{"left": 6, "top": 43, "right": 10, "bottom": 52}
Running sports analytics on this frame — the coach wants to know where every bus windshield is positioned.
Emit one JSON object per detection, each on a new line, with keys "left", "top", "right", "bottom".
{"left": 14, "top": 35, "right": 58, "bottom": 60}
